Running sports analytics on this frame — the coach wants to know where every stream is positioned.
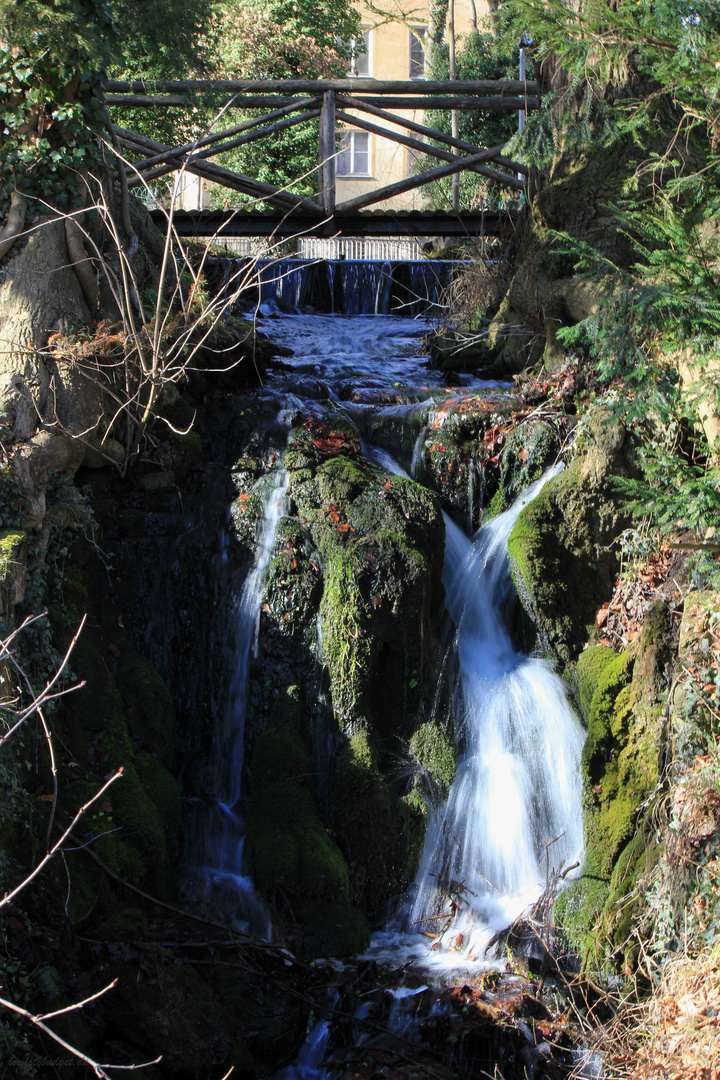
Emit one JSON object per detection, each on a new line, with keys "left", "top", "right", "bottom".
{"left": 171, "top": 296, "right": 589, "bottom": 1077}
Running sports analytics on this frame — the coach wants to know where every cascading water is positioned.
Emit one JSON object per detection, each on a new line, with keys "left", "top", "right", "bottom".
{"left": 218, "top": 257, "right": 460, "bottom": 316}
{"left": 180, "top": 469, "right": 289, "bottom": 933}
{"left": 410, "top": 473, "right": 585, "bottom": 960}
{"left": 169, "top": 306, "right": 588, "bottom": 1075}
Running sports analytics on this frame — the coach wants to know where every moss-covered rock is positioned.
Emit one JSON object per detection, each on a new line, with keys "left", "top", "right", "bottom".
{"left": 556, "top": 603, "right": 671, "bottom": 967}
{"left": 332, "top": 729, "right": 425, "bottom": 912}
{"left": 48, "top": 560, "right": 181, "bottom": 904}
{"left": 408, "top": 720, "right": 457, "bottom": 810}
{"left": 0, "top": 529, "right": 26, "bottom": 615}
{"left": 575, "top": 644, "right": 617, "bottom": 722}
{"left": 507, "top": 406, "right": 631, "bottom": 664}
{"left": 119, "top": 652, "right": 176, "bottom": 767}
{"left": 246, "top": 725, "right": 351, "bottom": 906}
{"left": 484, "top": 421, "right": 559, "bottom": 521}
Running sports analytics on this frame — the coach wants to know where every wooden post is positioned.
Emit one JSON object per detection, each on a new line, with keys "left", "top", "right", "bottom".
{"left": 319, "top": 89, "right": 336, "bottom": 215}
{"left": 449, "top": 0, "right": 460, "bottom": 213}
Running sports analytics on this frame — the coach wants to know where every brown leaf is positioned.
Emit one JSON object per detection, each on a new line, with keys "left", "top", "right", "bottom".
{"left": 108, "top": 643, "right": 120, "bottom": 658}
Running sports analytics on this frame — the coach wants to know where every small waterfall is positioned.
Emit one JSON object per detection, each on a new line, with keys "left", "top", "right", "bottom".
{"left": 411, "top": 468, "right": 585, "bottom": 956}
{"left": 180, "top": 469, "right": 289, "bottom": 931}
{"left": 222, "top": 258, "right": 460, "bottom": 316}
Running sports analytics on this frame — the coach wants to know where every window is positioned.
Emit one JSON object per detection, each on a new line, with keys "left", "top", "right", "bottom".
{"left": 409, "top": 27, "right": 427, "bottom": 79}
{"left": 347, "top": 28, "right": 371, "bottom": 77}
{"left": 337, "top": 131, "right": 371, "bottom": 176}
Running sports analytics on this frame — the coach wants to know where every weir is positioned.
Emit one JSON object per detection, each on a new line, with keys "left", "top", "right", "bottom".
{"left": 220, "top": 256, "right": 461, "bottom": 316}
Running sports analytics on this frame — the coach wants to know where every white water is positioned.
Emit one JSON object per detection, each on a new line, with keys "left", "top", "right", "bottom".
{"left": 362, "top": 445, "right": 585, "bottom": 972}
{"left": 180, "top": 470, "right": 289, "bottom": 932}
{"left": 410, "top": 470, "right": 585, "bottom": 962}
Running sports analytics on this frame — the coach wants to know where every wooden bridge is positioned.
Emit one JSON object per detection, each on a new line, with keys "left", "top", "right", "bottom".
{"left": 106, "top": 78, "right": 537, "bottom": 241}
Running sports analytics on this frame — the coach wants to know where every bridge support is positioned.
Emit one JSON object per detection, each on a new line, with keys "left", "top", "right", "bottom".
{"left": 318, "top": 90, "right": 336, "bottom": 216}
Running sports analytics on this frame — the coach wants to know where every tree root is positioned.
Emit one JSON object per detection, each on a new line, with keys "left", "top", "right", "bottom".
{"left": 65, "top": 213, "right": 99, "bottom": 313}
{"left": 0, "top": 190, "right": 27, "bottom": 262}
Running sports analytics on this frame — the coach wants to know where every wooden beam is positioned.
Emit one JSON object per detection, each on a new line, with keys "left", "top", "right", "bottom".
{"left": 105, "top": 78, "right": 538, "bottom": 95}
{"left": 130, "top": 98, "right": 321, "bottom": 172}
{"left": 335, "top": 110, "right": 522, "bottom": 189}
{"left": 106, "top": 93, "right": 538, "bottom": 112}
{"left": 337, "top": 96, "right": 530, "bottom": 175}
{"left": 318, "top": 90, "right": 336, "bottom": 216}
{"left": 127, "top": 110, "right": 320, "bottom": 185}
{"left": 335, "top": 150, "right": 524, "bottom": 214}
{"left": 156, "top": 207, "right": 520, "bottom": 239}
{"left": 115, "top": 128, "right": 322, "bottom": 214}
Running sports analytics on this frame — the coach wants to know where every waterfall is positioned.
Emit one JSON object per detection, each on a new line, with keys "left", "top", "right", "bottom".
{"left": 411, "top": 468, "right": 585, "bottom": 957}
{"left": 222, "top": 258, "right": 460, "bottom": 316}
{"left": 180, "top": 469, "right": 289, "bottom": 932}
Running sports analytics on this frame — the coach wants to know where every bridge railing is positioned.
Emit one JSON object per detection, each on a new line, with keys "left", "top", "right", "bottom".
{"left": 106, "top": 78, "right": 536, "bottom": 224}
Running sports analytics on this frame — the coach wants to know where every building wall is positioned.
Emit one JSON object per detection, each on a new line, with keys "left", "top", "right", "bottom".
{"left": 336, "top": 0, "right": 490, "bottom": 210}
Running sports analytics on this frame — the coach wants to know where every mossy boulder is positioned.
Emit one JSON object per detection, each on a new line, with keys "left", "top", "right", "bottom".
{"left": 48, "top": 562, "right": 181, "bottom": 903}
{"left": 407, "top": 720, "right": 457, "bottom": 810}
{"left": 0, "top": 529, "right": 26, "bottom": 615}
{"left": 507, "top": 406, "right": 631, "bottom": 664}
{"left": 556, "top": 603, "right": 670, "bottom": 967}
{"left": 291, "top": 444, "right": 445, "bottom": 745}
{"left": 332, "top": 729, "right": 425, "bottom": 913}
{"left": 575, "top": 643, "right": 617, "bottom": 722}
{"left": 246, "top": 725, "right": 351, "bottom": 908}
{"left": 484, "top": 421, "right": 559, "bottom": 521}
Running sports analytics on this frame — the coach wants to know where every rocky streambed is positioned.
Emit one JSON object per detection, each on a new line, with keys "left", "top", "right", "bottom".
{"left": 3, "top": 304, "right": 709, "bottom": 1079}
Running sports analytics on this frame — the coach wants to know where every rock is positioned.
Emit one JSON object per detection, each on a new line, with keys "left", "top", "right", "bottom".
{"left": 555, "top": 602, "right": 671, "bottom": 966}
{"left": 507, "top": 406, "right": 632, "bottom": 664}
{"left": 137, "top": 470, "right": 176, "bottom": 491}
{"left": 83, "top": 437, "right": 126, "bottom": 469}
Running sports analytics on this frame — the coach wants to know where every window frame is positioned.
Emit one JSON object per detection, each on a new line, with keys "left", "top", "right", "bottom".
{"left": 347, "top": 27, "right": 372, "bottom": 77}
{"left": 409, "top": 26, "right": 427, "bottom": 80}
{"left": 336, "top": 130, "right": 372, "bottom": 177}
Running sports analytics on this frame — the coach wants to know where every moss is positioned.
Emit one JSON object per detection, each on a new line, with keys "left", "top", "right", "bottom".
{"left": 333, "top": 729, "right": 425, "bottom": 912}
{"left": 553, "top": 875, "right": 611, "bottom": 956}
{"left": 155, "top": 429, "right": 207, "bottom": 482}
{"left": 95, "top": 907, "right": 149, "bottom": 941}
{"left": 556, "top": 618, "right": 670, "bottom": 970}
{"left": 576, "top": 644, "right": 617, "bottom": 723}
{"left": 299, "top": 904, "right": 371, "bottom": 958}
{"left": 581, "top": 650, "right": 635, "bottom": 790}
{"left": 118, "top": 652, "right": 176, "bottom": 767}
{"left": 408, "top": 721, "right": 457, "bottom": 808}
{"left": 485, "top": 421, "right": 558, "bottom": 520}
{"left": 246, "top": 727, "right": 350, "bottom": 906}
{"left": 135, "top": 750, "right": 182, "bottom": 841}
{"left": 507, "top": 410, "right": 629, "bottom": 664}
{"left": 111, "top": 763, "right": 168, "bottom": 884}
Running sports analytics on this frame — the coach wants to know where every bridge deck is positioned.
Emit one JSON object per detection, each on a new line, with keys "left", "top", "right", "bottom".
{"left": 156, "top": 208, "right": 520, "bottom": 239}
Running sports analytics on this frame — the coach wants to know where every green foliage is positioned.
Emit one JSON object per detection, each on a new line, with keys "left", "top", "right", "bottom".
{"left": 503, "top": 0, "right": 720, "bottom": 176}
{"left": 246, "top": 725, "right": 351, "bottom": 906}
{"left": 493, "top": 1, "right": 720, "bottom": 546}
{"left": 202, "top": 0, "right": 360, "bottom": 204}
{"left": 0, "top": 0, "right": 113, "bottom": 208}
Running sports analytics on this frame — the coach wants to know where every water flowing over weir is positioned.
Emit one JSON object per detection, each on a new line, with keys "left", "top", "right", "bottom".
{"left": 213, "top": 257, "right": 460, "bottom": 316}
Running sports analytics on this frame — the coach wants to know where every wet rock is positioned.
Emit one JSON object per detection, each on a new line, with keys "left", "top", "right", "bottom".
{"left": 507, "top": 406, "right": 633, "bottom": 664}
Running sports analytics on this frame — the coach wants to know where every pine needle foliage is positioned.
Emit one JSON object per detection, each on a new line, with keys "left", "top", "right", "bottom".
{"left": 497, "top": 0, "right": 720, "bottom": 548}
